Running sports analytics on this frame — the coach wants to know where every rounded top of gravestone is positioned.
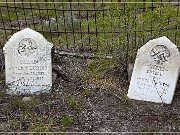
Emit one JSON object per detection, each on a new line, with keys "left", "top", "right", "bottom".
{"left": 140, "top": 36, "right": 177, "bottom": 50}
{"left": 136, "top": 36, "right": 180, "bottom": 67}
{"left": 3, "top": 28, "right": 53, "bottom": 50}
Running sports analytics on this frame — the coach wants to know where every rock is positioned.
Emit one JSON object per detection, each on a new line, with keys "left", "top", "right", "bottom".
{"left": 127, "top": 63, "right": 134, "bottom": 81}
{"left": 22, "top": 96, "right": 32, "bottom": 102}
{"left": 34, "top": 103, "right": 49, "bottom": 114}
{"left": 52, "top": 72, "right": 57, "bottom": 83}
{"left": 0, "top": 113, "right": 7, "bottom": 121}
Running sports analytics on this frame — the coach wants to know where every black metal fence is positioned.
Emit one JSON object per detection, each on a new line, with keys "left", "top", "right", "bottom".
{"left": 0, "top": 1, "right": 179, "bottom": 62}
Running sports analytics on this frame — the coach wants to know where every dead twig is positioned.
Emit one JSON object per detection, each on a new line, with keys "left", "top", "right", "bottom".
{"left": 54, "top": 50, "right": 113, "bottom": 60}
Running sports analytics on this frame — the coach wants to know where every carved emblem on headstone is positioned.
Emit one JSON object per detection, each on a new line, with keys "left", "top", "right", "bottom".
{"left": 150, "top": 45, "right": 170, "bottom": 65}
{"left": 18, "top": 38, "right": 37, "bottom": 56}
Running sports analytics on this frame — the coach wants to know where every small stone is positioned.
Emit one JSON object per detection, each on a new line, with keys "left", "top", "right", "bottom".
{"left": 127, "top": 63, "right": 134, "bottom": 81}
{"left": 22, "top": 96, "right": 32, "bottom": 102}
{"left": 0, "top": 113, "right": 7, "bottom": 121}
{"left": 34, "top": 103, "right": 48, "bottom": 114}
{"left": 52, "top": 72, "right": 57, "bottom": 83}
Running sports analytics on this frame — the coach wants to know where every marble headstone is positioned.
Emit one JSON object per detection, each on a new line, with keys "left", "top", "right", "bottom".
{"left": 3, "top": 28, "right": 53, "bottom": 94}
{"left": 127, "top": 36, "right": 180, "bottom": 104}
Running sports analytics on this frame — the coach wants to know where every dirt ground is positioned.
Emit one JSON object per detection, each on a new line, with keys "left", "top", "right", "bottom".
{"left": 0, "top": 49, "right": 180, "bottom": 134}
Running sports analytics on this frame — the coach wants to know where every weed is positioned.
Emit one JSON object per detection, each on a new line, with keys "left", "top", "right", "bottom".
{"left": 120, "top": 95, "right": 129, "bottom": 105}
{"left": 68, "top": 96, "right": 79, "bottom": 110}
{"left": 0, "top": 91, "right": 5, "bottom": 100}
{"left": 7, "top": 97, "right": 27, "bottom": 110}
{"left": 47, "top": 100, "right": 52, "bottom": 110}
{"left": 124, "top": 106, "right": 129, "bottom": 113}
{"left": 142, "top": 127, "right": 151, "bottom": 132}
{"left": 82, "top": 88, "right": 91, "bottom": 97}
{"left": 61, "top": 115, "right": 73, "bottom": 127}
{"left": 28, "top": 122, "right": 51, "bottom": 132}
{"left": 8, "top": 120, "right": 21, "bottom": 131}
{"left": 112, "top": 93, "right": 129, "bottom": 105}
{"left": 88, "top": 59, "right": 117, "bottom": 79}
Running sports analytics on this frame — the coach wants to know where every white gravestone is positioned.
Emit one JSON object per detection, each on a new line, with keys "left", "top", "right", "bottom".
{"left": 127, "top": 36, "right": 180, "bottom": 104}
{"left": 3, "top": 28, "right": 53, "bottom": 94}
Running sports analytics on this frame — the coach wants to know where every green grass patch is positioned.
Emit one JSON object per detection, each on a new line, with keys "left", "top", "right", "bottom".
{"left": 68, "top": 96, "right": 79, "bottom": 110}
{"left": 61, "top": 115, "right": 73, "bottom": 127}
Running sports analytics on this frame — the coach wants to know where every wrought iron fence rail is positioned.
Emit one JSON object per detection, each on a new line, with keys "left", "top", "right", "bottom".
{"left": 0, "top": 3, "right": 179, "bottom": 11}
{"left": 0, "top": 26, "right": 178, "bottom": 34}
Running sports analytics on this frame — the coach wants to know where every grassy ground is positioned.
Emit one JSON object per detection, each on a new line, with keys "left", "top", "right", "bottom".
{"left": 0, "top": 53, "right": 180, "bottom": 133}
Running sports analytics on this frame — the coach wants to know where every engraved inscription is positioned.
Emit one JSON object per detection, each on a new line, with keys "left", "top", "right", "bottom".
{"left": 146, "top": 64, "right": 168, "bottom": 77}
{"left": 135, "top": 64, "right": 170, "bottom": 100}
{"left": 8, "top": 64, "right": 48, "bottom": 89}
{"left": 150, "top": 45, "right": 170, "bottom": 65}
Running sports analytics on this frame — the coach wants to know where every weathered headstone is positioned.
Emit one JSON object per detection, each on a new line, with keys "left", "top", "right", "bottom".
{"left": 3, "top": 28, "right": 53, "bottom": 94}
{"left": 127, "top": 36, "right": 180, "bottom": 104}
